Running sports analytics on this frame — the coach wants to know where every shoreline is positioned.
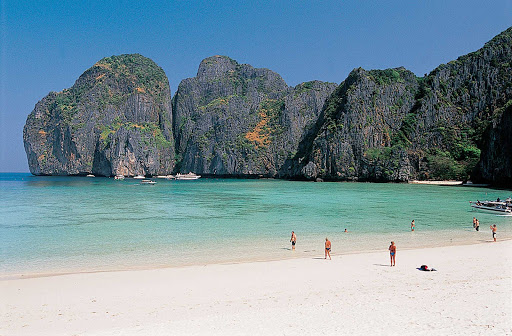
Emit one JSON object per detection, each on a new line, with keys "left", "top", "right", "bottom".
{"left": 1, "top": 173, "right": 497, "bottom": 185}
{"left": 1, "top": 240, "right": 510, "bottom": 335}
{"left": 3, "top": 237, "right": 511, "bottom": 281}
{"left": 408, "top": 180, "right": 463, "bottom": 185}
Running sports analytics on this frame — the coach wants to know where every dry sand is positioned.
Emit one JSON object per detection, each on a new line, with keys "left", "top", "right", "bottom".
{"left": 1, "top": 240, "right": 511, "bottom": 336}
{"left": 409, "top": 180, "right": 463, "bottom": 185}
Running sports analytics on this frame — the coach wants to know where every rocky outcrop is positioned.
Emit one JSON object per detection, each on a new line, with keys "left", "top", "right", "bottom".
{"left": 280, "top": 67, "right": 420, "bottom": 181}
{"left": 408, "top": 26, "right": 512, "bottom": 182}
{"left": 24, "top": 27, "right": 512, "bottom": 186}
{"left": 282, "top": 26, "right": 512, "bottom": 184}
{"left": 172, "top": 55, "right": 336, "bottom": 176}
{"left": 23, "top": 54, "right": 174, "bottom": 176}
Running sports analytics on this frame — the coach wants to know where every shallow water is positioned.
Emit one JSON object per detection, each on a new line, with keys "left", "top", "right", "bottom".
{"left": 1, "top": 173, "right": 511, "bottom": 277}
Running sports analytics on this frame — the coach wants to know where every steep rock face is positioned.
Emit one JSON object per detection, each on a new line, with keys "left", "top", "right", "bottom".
{"left": 283, "top": 27, "right": 512, "bottom": 183}
{"left": 405, "top": 27, "right": 512, "bottom": 181}
{"left": 24, "top": 54, "right": 174, "bottom": 176}
{"left": 172, "top": 55, "right": 336, "bottom": 176}
{"left": 281, "top": 67, "right": 420, "bottom": 181}
{"left": 477, "top": 103, "right": 512, "bottom": 185}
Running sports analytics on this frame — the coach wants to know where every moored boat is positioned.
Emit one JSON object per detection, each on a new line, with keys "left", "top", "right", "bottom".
{"left": 133, "top": 175, "right": 145, "bottom": 179}
{"left": 469, "top": 198, "right": 512, "bottom": 214}
{"left": 86, "top": 174, "right": 95, "bottom": 177}
{"left": 114, "top": 175, "right": 125, "bottom": 180}
{"left": 140, "top": 179, "right": 156, "bottom": 185}
{"left": 175, "top": 172, "right": 201, "bottom": 180}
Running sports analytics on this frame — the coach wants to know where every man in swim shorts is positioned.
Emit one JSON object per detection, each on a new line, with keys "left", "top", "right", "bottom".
{"left": 325, "top": 238, "right": 331, "bottom": 260}
{"left": 290, "top": 231, "right": 297, "bottom": 250}
{"left": 475, "top": 219, "right": 480, "bottom": 231}
{"left": 490, "top": 224, "right": 497, "bottom": 242}
{"left": 389, "top": 241, "right": 396, "bottom": 266}
{"left": 411, "top": 220, "right": 415, "bottom": 231}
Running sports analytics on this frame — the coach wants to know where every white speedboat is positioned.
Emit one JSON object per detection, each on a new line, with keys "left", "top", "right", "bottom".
{"left": 114, "top": 175, "right": 125, "bottom": 180}
{"left": 140, "top": 179, "right": 156, "bottom": 185}
{"left": 133, "top": 175, "right": 145, "bottom": 179}
{"left": 470, "top": 199, "right": 512, "bottom": 214}
{"left": 86, "top": 174, "right": 95, "bottom": 177}
{"left": 175, "top": 172, "right": 201, "bottom": 180}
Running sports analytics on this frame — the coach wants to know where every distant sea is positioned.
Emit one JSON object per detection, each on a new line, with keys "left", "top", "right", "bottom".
{"left": 1, "top": 173, "right": 511, "bottom": 278}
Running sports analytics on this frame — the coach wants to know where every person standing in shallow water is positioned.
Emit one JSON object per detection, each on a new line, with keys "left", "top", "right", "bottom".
{"left": 389, "top": 241, "right": 396, "bottom": 266}
{"left": 290, "top": 231, "right": 297, "bottom": 250}
{"left": 411, "top": 220, "right": 415, "bottom": 231}
{"left": 473, "top": 217, "right": 476, "bottom": 229}
{"left": 325, "top": 238, "right": 331, "bottom": 260}
{"left": 475, "top": 219, "right": 480, "bottom": 231}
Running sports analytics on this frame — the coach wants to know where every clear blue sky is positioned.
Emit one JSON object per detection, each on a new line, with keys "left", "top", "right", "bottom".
{"left": 1, "top": 0, "right": 511, "bottom": 172}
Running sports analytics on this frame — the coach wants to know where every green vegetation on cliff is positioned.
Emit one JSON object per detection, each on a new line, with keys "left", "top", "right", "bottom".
{"left": 24, "top": 27, "right": 512, "bottom": 185}
{"left": 24, "top": 53, "right": 174, "bottom": 176}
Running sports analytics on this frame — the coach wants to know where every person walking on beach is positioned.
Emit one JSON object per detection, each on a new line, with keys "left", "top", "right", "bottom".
{"left": 389, "top": 241, "right": 396, "bottom": 266}
{"left": 325, "top": 238, "right": 331, "bottom": 260}
{"left": 490, "top": 224, "right": 497, "bottom": 242}
{"left": 475, "top": 219, "right": 480, "bottom": 231}
{"left": 473, "top": 217, "right": 476, "bottom": 229}
{"left": 411, "top": 220, "right": 415, "bottom": 231}
{"left": 290, "top": 231, "right": 297, "bottom": 250}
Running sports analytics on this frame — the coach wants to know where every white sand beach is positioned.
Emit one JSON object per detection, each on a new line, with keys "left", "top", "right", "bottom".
{"left": 409, "top": 180, "right": 463, "bottom": 185}
{"left": 1, "top": 240, "right": 511, "bottom": 336}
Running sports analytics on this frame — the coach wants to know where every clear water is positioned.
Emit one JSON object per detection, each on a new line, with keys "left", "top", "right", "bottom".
{"left": 1, "top": 173, "right": 511, "bottom": 277}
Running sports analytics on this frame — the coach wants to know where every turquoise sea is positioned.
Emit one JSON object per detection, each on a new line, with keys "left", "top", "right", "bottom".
{"left": 1, "top": 173, "right": 511, "bottom": 278}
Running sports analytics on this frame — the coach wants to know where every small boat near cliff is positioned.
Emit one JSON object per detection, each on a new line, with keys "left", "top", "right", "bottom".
{"left": 114, "top": 175, "right": 125, "bottom": 180}
{"left": 175, "top": 172, "right": 201, "bottom": 180}
{"left": 140, "top": 179, "right": 156, "bottom": 185}
{"left": 469, "top": 198, "right": 512, "bottom": 214}
{"left": 133, "top": 175, "right": 145, "bottom": 179}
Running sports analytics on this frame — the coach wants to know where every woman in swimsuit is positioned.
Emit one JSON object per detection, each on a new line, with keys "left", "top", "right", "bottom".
{"left": 389, "top": 241, "right": 396, "bottom": 266}
{"left": 325, "top": 238, "right": 331, "bottom": 260}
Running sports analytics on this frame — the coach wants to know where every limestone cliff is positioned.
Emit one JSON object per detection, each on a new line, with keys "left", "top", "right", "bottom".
{"left": 477, "top": 103, "right": 512, "bottom": 186}
{"left": 282, "top": 27, "right": 512, "bottom": 184}
{"left": 172, "top": 55, "right": 336, "bottom": 176}
{"left": 280, "top": 67, "right": 420, "bottom": 181}
{"left": 23, "top": 27, "right": 512, "bottom": 186}
{"left": 23, "top": 54, "right": 174, "bottom": 176}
